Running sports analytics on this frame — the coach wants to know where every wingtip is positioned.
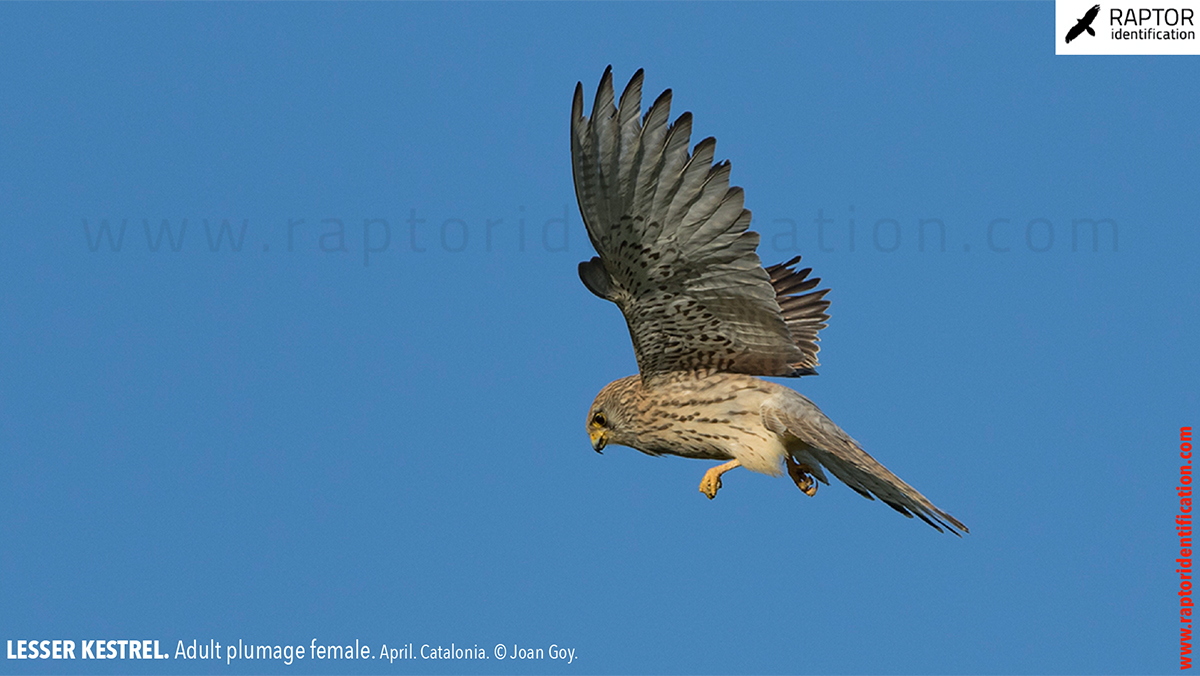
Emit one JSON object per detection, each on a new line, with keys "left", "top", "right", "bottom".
{"left": 654, "top": 87, "right": 673, "bottom": 107}
{"left": 619, "top": 68, "right": 646, "bottom": 112}
{"left": 694, "top": 135, "right": 718, "bottom": 155}
{"left": 594, "top": 66, "right": 614, "bottom": 103}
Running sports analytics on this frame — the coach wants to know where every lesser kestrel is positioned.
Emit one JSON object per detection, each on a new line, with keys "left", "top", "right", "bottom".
{"left": 573, "top": 67, "right": 966, "bottom": 535}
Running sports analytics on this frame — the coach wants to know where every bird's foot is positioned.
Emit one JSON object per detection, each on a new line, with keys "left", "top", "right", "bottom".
{"left": 698, "top": 471, "right": 722, "bottom": 500}
{"left": 786, "top": 456, "right": 819, "bottom": 497}
{"left": 698, "top": 459, "right": 742, "bottom": 500}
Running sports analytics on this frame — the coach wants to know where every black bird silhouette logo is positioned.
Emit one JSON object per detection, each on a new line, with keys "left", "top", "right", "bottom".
{"left": 1066, "top": 4, "right": 1101, "bottom": 43}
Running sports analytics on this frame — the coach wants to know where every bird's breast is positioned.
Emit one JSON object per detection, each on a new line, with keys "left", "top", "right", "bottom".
{"left": 627, "top": 374, "right": 789, "bottom": 474}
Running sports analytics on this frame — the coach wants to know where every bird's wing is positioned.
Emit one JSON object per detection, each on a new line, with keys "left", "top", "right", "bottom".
{"left": 1066, "top": 23, "right": 1084, "bottom": 42}
{"left": 572, "top": 67, "right": 829, "bottom": 379}
{"left": 765, "top": 256, "right": 830, "bottom": 372}
{"left": 761, "top": 392, "right": 967, "bottom": 535}
{"left": 1085, "top": 4, "right": 1100, "bottom": 21}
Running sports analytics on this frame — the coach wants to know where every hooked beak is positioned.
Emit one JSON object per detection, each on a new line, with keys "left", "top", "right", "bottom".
{"left": 589, "top": 429, "right": 607, "bottom": 454}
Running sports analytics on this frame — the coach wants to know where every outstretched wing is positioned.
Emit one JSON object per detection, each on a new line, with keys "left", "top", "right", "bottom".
{"left": 572, "top": 67, "right": 829, "bottom": 379}
{"left": 761, "top": 392, "right": 968, "bottom": 535}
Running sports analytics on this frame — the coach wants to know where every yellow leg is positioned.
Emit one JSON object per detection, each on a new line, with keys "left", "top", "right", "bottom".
{"left": 786, "top": 455, "right": 819, "bottom": 497}
{"left": 699, "top": 459, "right": 742, "bottom": 500}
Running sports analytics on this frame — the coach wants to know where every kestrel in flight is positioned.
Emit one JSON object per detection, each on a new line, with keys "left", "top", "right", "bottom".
{"left": 573, "top": 67, "right": 967, "bottom": 535}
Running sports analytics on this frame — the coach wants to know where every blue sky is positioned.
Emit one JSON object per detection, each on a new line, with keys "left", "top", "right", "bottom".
{"left": 0, "top": 2, "right": 1195, "bottom": 674}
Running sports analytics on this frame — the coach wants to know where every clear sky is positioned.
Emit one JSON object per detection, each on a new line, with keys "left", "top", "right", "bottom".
{"left": 0, "top": 3, "right": 1195, "bottom": 675}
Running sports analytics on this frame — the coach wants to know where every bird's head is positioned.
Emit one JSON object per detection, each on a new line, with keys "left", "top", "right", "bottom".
{"left": 586, "top": 376, "right": 642, "bottom": 453}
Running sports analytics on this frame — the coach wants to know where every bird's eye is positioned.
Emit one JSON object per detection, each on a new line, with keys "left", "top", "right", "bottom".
{"left": 592, "top": 412, "right": 607, "bottom": 427}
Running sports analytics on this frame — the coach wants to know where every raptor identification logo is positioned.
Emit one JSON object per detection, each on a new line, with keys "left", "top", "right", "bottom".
{"left": 1056, "top": 0, "right": 1200, "bottom": 53}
